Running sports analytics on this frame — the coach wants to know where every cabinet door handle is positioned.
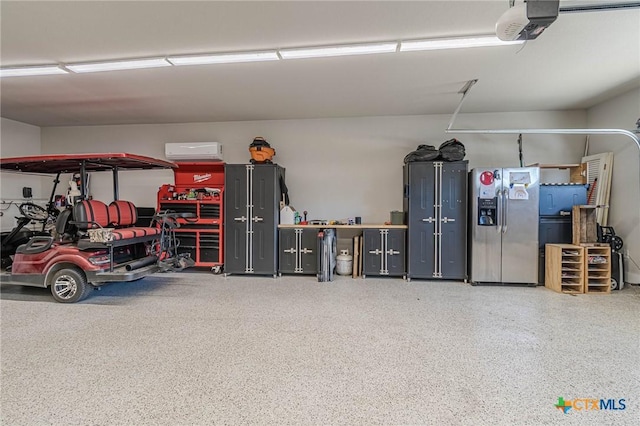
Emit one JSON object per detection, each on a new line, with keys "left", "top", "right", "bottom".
{"left": 441, "top": 217, "right": 455, "bottom": 223}
{"left": 386, "top": 250, "right": 400, "bottom": 255}
{"left": 300, "top": 248, "right": 313, "bottom": 254}
{"left": 369, "top": 249, "right": 383, "bottom": 255}
{"left": 422, "top": 217, "right": 435, "bottom": 223}
{"left": 252, "top": 216, "right": 263, "bottom": 222}
{"left": 283, "top": 248, "right": 296, "bottom": 253}
{"left": 234, "top": 216, "right": 247, "bottom": 222}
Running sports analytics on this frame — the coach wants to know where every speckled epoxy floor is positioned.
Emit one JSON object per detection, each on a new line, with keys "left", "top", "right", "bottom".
{"left": 1, "top": 273, "right": 639, "bottom": 425}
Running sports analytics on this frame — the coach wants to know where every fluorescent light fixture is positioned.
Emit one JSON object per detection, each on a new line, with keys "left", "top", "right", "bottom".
{"left": 0, "top": 65, "right": 68, "bottom": 78}
{"left": 167, "top": 51, "right": 279, "bottom": 66}
{"left": 400, "top": 36, "right": 524, "bottom": 52}
{"left": 66, "top": 57, "right": 171, "bottom": 73}
{"left": 1, "top": 35, "right": 525, "bottom": 78}
{"left": 279, "top": 42, "right": 398, "bottom": 59}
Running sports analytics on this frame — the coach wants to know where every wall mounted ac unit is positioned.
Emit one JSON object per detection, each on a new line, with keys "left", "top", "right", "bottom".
{"left": 165, "top": 142, "right": 223, "bottom": 161}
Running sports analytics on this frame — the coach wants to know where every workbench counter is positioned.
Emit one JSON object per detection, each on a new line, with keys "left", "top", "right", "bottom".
{"left": 278, "top": 224, "right": 408, "bottom": 229}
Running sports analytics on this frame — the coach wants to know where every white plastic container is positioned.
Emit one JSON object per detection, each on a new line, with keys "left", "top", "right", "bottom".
{"left": 336, "top": 250, "right": 353, "bottom": 276}
{"left": 280, "top": 205, "right": 295, "bottom": 225}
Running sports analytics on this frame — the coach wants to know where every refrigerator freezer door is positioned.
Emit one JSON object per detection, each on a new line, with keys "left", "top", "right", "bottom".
{"left": 501, "top": 167, "right": 539, "bottom": 284}
{"left": 470, "top": 168, "right": 503, "bottom": 283}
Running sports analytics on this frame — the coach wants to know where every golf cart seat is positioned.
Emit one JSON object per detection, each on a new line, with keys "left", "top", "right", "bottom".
{"left": 73, "top": 200, "right": 160, "bottom": 247}
{"left": 108, "top": 200, "right": 161, "bottom": 240}
{"left": 54, "top": 208, "right": 77, "bottom": 242}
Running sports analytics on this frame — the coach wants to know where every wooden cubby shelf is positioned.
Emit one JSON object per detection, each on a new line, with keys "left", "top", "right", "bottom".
{"left": 546, "top": 244, "right": 585, "bottom": 294}
{"left": 584, "top": 245, "right": 611, "bottom": 294}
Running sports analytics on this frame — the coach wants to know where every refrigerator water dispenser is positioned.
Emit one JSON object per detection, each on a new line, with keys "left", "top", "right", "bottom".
{"left": 478, "top": 197, "right": 497, "bottom": 226}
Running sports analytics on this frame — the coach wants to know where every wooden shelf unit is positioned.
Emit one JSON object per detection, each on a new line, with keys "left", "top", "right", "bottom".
{"left": 584, "top": 244, "right": 611, "bottom": 294}
{"left": 545, "top": 244, "right": 585, "bottom": 294}
{"left": 527, "top": 163, "right": 587, "bottom": 184}
{"left": 572, "top": 205, "right": 598, "bottom": 245}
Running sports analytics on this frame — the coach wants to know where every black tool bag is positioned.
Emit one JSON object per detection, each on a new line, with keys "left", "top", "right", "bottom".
{"left": 403, "top": 144, "right": 440, "bottom": 164}
{"left": 438, "top": 139, "right": 466, "bottom": 161}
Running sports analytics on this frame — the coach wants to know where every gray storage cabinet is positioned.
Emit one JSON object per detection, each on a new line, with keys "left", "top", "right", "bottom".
{"left": 279, "top": 228, "right": 318, "bottom": 275}
{"left": 403, "top": 161, "right": 468, "bottom": 280}
{"left": 362, "top": 228, "right": 406, "bottom": 277}
{"left": 224, "top": 164, "right": 285, "bottom": 276}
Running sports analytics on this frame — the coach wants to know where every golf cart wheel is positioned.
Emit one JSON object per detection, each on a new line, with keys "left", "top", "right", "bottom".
{"left": 611, "top": 278, "right": 619, "bottom": 291}
{"left": 50, "top": 268, "right": 91, "bottom": 303}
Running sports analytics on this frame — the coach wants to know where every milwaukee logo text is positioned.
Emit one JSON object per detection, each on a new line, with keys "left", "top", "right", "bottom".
{"left": 193, "top": 173, "right": 211, "bottom": 183}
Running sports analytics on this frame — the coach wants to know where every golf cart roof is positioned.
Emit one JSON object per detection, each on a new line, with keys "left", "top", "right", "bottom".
{"left": 0, "top": 153, "right": 177, "bottom": 174}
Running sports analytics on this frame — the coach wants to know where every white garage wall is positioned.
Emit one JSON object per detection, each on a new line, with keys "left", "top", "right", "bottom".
{"left": 0, "top": 118, "right": 42, "bottom": 231}
{"left": 41, "top": 111, "right": 586, "bottom": 222}
{"left": 586, "top": 88, "right": 640, "bottom": 283}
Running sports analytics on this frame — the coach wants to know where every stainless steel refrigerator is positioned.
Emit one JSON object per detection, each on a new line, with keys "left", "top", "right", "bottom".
{"left": 469, "top": 167, "right": 539, "bottom": 284}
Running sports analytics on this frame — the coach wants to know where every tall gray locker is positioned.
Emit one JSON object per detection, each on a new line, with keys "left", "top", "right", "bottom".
{"left": 403, "top": 161, "right": 468, "bottom": 281}
{"left": 224, "top": 164, "right": 285, "bottom": 276}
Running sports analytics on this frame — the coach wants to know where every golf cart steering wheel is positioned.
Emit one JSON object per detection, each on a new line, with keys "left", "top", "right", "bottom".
{"left": 19, "top": 202, "right": 50, "bottom": 221}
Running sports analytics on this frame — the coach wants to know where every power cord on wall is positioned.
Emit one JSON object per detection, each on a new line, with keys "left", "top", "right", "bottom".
{"left": 517, "top": 133, "right": 524, "bottom": 167}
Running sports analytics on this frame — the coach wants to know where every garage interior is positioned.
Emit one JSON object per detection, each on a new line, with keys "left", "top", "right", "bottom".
{"left": 1, "top": 1, "right": 639, "bottom": 424}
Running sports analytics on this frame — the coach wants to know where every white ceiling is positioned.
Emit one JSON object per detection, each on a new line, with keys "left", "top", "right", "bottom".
{"left": 1, "top": 1, "right": 639, "bottom": 127}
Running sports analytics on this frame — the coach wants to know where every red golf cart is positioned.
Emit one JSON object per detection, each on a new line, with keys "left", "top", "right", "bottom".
{"left": 0, "top": 153, "right": 194, "bottom": 303}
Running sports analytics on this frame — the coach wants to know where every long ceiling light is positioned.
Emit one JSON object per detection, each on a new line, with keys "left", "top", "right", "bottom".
{"left": 279, "top": 42, "right": 398, "bottom": 59}
{"left": 66, "top": 57, "right": 171, "bottom": 73}
{"left": 400, "top": 35, "right": 524, "bottom": 52}
{"left": 0, "top": 65, "right": 68, "bottom": 78}
{"left": 0, "top": 34, "right": 525, "bottom": 78}
{"left": 167, "top": 51, "right": 279, "bottom": 66}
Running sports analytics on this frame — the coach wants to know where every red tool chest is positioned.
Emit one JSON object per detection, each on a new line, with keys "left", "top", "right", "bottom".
{"left": 157, "top": 162, "right": 224, "bottom": 272}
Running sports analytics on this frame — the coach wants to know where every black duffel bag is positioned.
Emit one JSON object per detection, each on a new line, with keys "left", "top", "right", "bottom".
{"left": 438, "top": 138, "right": 466, "bottom": 161}
{"left": 403, "top": 144, "right": 440, "bottom": 164}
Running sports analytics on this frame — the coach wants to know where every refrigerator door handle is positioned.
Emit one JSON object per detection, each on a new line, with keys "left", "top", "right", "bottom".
{"left": 502, "top": 189, "right": 509, "bottom": 234}
{"left": 495, "top": 188, "right": 502, "bottom": 233}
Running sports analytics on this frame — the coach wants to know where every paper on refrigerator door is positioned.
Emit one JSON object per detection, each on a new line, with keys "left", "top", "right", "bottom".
{"left": 509, "top": 184, "right": 529, "bottom": 200}
{"left": 479, "top": 182, "right": 495, "bottom": 199}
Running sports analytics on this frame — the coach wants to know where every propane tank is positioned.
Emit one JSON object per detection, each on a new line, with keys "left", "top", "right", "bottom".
{"left": 336, "top": 250, "right": 353, "bottom": 276}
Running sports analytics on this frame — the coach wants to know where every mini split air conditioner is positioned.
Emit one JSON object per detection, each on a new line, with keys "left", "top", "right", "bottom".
{"left": 165, "top": 142, "right": 223, "bottom": 161}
